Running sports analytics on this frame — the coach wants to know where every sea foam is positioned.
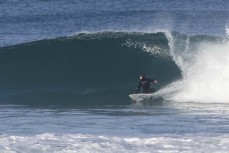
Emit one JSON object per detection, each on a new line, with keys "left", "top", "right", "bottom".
{"left": 161, "top": 31, "right": 229, "bottom": 103}
{"left": 1, "top": 133, "right": 229, "bottom": 153}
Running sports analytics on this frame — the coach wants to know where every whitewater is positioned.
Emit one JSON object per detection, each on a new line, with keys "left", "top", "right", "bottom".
{"left": 1, "top": 103, "right": 229, "bottom": 153}
{"left": 158, "top": 31, "right": 229, "bottom": 103}
{"left": 1, "top": 0, "right": 229, "bottom": 152}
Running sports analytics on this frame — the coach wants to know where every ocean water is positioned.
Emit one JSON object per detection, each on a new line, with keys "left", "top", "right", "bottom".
{"left": 1, "top": 0, "right": 229, "bottom": 152}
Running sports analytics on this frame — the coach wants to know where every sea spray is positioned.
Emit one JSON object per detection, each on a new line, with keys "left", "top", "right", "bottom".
{"left": 172, "top": 42, "right": 229, "bottom": 103}
{"left": 160, "top": 31, "right": 229, "bottom": 103}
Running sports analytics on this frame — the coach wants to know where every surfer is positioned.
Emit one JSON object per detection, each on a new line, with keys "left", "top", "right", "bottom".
{"left": 136, "top": 74, "right": 158, "bottom": 94}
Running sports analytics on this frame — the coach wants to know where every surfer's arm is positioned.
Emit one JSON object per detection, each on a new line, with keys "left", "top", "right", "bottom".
{"left": 149, "top": 78, "right": 157, "bottom": 83}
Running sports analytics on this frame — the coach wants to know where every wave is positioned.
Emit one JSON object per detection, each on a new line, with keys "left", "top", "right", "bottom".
{"left": 0, "top": 31, "right": 226, "bottom": 105}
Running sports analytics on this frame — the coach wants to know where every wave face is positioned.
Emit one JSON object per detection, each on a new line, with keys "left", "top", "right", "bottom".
{"left": 1, "top": 31, "right": 227, "bottom": 105}
{"left": 0, "top": 32, "right": 181, "bottom": 105}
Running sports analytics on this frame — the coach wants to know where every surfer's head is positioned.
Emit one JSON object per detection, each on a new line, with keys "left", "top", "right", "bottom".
{"left": 139, "top": 74, "right": 145, "bottom": 80}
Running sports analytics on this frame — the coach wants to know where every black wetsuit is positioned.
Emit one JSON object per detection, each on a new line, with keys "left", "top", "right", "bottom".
{"left": 136, "top": 78, "right": 156, "bottom": 94}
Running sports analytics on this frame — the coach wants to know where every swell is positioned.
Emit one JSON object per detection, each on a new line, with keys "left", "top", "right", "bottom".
{"left": 0, "top": 32, "right": 184, "bottom": 105}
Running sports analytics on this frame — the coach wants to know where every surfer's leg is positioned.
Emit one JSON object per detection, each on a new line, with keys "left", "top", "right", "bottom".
{"left": 148, "top": 88, "right": 155, "bottom": 93}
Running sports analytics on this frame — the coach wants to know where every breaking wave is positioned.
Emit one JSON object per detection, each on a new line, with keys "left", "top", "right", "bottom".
{"left": 0, "top": 31, "right": 226, "bottom": 105}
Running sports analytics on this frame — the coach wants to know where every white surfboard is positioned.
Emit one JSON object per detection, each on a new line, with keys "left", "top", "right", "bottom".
{"left": 129, "top": 93, "right": 161, "bottom": 102}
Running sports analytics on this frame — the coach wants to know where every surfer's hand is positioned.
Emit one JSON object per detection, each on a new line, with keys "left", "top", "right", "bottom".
{"left": 154, "top": 80, "right": 158, "bottom": 83}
